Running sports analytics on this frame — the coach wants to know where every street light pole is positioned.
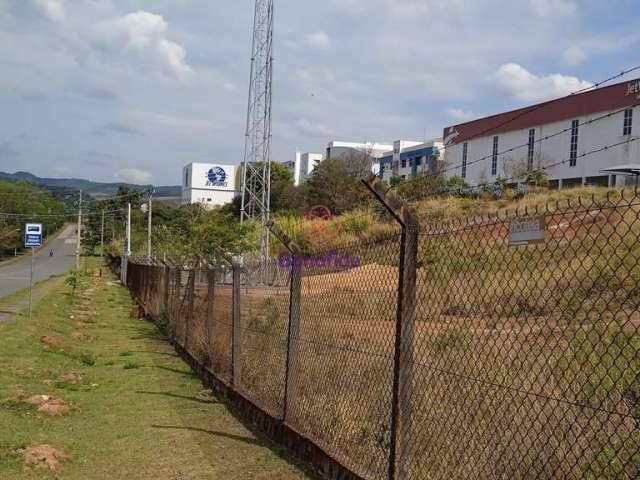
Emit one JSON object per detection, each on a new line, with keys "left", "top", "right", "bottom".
{"left": 76, "top": 190, "right": 82, "bottom": 270}
{"left": 126, "top": 202, "right": 131, "bottom": 256}
{"left": 100, "top": 208, "right": 105, "bottom": 255}
{"left": 147, "top": 193, "right": 152, "bottom": 260}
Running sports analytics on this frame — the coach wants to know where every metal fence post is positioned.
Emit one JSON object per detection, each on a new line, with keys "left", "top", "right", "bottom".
{"left": 205, "top": 265, "right": 216, "bottom": 371}
{"left": 184, "top": 263, "right": 196, "bottom": 350}
{"left": 163, "top": 261, "right": 171, "bottom": 317}
{"left": 363, "top": 176, "right": 418, "bottom": 480}
{"left": 267, "top": 220, "right": 303, "bottom": 422}
{"left": 231, "top": 257, "right": 242, "bottom": 388}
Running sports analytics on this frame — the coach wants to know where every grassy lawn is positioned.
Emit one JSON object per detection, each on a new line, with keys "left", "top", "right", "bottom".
{"left": 0, "top": 259, "right": 308, "bottom": 479}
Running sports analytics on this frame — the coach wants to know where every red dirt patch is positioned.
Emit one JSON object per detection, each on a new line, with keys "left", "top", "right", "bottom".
{"left": 24, "top": 394, "right": 54, "bottom": 406}
{"left": 19, "top": 444, "right": 70, "bottom": 470}
{"left": 70, "top": 331, "right": 87, "bottom": 340}
{"left": 37, "top": 398, "right": 70, "bottom": 416}
{"left": 23, "top": 395, "right": 70, "bottom": 416}
{"left": 40, "top": 336, "right": 62, "bottom": 348}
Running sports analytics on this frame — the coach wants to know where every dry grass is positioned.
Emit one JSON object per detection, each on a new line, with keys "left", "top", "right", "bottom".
{"left": 133, "top": 187, "right": 640, "bottom": 480}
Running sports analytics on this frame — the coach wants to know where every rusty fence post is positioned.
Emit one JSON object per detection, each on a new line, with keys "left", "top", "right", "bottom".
{"left": 162, "top": 260, "right": 171, "bottom": 318}
{"left": 267, "top": 220, "right": 303, "bottom": 422}
{"left": 363, "top": 176, "right": 418, "bottom": 480}
{"left": 205, "top": 264, "right": 216, "bottom": 372}
{"left": 231, "top": 256, "right": 242, "bottom": 388}
{"left": 184, "top": 261, "right": 197, "bottom": 351}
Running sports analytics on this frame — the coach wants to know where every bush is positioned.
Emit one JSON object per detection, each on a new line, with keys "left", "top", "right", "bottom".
{"left": 340, "top": 211, "right": 373, "bottom": 237}
{"left": 396, "top": 173, "right": 446, "bottom": 201}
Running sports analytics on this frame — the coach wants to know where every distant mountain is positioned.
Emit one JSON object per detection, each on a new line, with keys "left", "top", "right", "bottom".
{"left": 0, "top": 171, "right": 181, "bottom": 198}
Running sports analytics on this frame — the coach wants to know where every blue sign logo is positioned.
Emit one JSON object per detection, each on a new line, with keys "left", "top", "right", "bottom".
{"left": 206, "top": 167, "right": 228, "bottom": 187}
{"left": 25, "top": 234, "right": 42, "bottom": 248}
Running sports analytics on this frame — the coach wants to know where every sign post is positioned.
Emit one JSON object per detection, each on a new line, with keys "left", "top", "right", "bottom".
{"left": 24, "top": 223, "right": 43, "bottom": 319}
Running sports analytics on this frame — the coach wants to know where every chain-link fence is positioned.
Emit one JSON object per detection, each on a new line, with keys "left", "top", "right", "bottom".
{"left": 122, "top": 188, "right": 640, "bottom": 480}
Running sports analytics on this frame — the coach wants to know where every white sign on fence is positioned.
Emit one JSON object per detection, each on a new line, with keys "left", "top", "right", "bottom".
{"left": 509, "top": 217, "right": 545, "bottom": 246}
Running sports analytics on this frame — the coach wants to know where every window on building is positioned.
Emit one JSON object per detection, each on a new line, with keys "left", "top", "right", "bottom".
{"left": 527, "top": 128, "right": 535, "bottom": 171}
{"left": 623, "top": 108, "right": 633, "bottom": 136}
{"left": 401, "top": 175, "right": 406, "bottom": 180}
{"left": 462, "top": 142, "right": 468, "bottom": 179}
{"left": 401, "top": 158, "right": 407, "bottom": 169}
{"left": 415, "top": 156, "right": 422, "bottom": 166}
{"left": 491, "top": 136, "right": 499, "bottom": 175}
{"left": 569, "top": 119, "right": 579, "bottom": 167}
{"left": 207, "top": 198, "right": 212, "bottom": 202}
{"left": 185, "top": 170, "right": 189, "bottom": 187}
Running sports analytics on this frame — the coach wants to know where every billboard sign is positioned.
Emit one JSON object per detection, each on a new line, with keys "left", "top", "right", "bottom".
{"left": 24, "top": 223, "right": 43, "bottom": 248}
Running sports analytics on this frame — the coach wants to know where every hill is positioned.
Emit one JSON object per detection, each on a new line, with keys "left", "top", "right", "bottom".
{"left": 0, "top": 171, "right": 181, "bottom": 198}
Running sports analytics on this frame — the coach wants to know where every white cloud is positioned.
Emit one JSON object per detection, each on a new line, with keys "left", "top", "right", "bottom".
{"left": 33, "top": 0, "right": 65, "bottom": 22}
{"left": 304, "top": 31, "right": 331, "bottom": 50}
{"left": 93, "top": 11, "right": 193, "bottom": 81}
{"left": 445, "top": 108, "right": 480, "bottom": 122}
{"left": 492, "top": 63, "right": 592, "bottom": 102}
{"left": 562, "top": 45, "right": 587, "bottom": 67}
{"left": 114, "top": 168, "right": 153, "bottom": 184}
{"left": 562, "top": 34, "right": 640, "bottom": 67}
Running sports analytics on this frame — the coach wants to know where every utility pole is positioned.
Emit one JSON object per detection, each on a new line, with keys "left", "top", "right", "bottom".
{"left": 100, "top": 208, "right": 105, "bottom": 255}
{"left": 126, "top": 202, "right": 131, "bottom": 256}
{"left": 147, "top": 192, "right": 153, "bottom": 260}
{"left": 76, "top": 190, "right": 82, "bottom": 270}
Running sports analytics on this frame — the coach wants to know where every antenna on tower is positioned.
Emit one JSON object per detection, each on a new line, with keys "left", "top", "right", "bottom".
{"left": 240, "top": 0, "right": 274, "bottom": 272}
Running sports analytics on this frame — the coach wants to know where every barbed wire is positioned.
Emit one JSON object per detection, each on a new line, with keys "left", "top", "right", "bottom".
{"left": 433, "top": 100, "right": 640, "bottom": 180}
{"left": 405, "top": 135, "right": 640, "bottom": 203}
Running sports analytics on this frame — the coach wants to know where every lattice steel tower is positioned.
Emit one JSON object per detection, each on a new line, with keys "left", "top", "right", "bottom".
{"left": 240, "top": 0, "right": 274, "bottom": 262}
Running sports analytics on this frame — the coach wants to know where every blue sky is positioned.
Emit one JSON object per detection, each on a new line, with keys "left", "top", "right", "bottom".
{"left": 0, "top": 0, "right": 639, "bottom": 185}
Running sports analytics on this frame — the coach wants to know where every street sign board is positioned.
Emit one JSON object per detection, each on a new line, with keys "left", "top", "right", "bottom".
{"left": 24, "top": 223, "right": 43, "bottom": 248}
{"left": 509, "top": 217, "right": 545, "bottom": 246}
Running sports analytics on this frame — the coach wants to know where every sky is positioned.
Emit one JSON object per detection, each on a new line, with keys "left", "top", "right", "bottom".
{"left": 0, "top": 0, "right": 639, "bottom": 186}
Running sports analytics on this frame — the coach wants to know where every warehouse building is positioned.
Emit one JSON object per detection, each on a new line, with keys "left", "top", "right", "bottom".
{"left": 442, "top": 78, "right": 640, "bottom": 188}
{"left": 378, "top": 139, "right": 444, "bottom": 182}
{"left": 181, "top": 162, "right": 239, "bottom": 208}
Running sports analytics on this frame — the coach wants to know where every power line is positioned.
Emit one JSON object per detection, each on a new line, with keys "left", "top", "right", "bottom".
{"left": 410, "top": 136, "right": 640, "bottom": 201}
{"left": 438, "top": 101, "right": 640, "bottom": 179}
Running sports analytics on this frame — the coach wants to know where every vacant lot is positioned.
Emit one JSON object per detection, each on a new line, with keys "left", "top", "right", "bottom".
{"left": 0, "top": 260, "right": 307, "bottom": 479}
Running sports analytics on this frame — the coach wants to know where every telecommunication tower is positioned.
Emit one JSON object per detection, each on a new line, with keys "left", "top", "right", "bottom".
{"left": 240, "top": 0, "right": 274, "bottom": 263}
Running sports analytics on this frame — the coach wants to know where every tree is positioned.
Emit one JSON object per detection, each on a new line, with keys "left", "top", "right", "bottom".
{"left": 0, "top": 180, "right": 66, "bottom": 257}
{"left": 221, "top": 162, "right": 295, "bottom": 218}
{"left": 395, "top": 172, "right": 446, "bottom": 201}
{"left": 305, "top": 159, "right": 369, "bottom": 214}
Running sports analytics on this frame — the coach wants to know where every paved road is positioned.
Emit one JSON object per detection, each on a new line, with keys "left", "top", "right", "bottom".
{"left": 0, "top": 225, "right": 77, "bottom": 299}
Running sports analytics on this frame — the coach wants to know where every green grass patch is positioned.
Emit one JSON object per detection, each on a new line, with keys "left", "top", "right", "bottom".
{"left": 0, "top": 258, "right": 308, "bottom": 480}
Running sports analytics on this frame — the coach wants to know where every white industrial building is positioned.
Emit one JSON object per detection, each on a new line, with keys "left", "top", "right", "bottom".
{"left": 378, "top": 139, "right": 444, "bottom": 182}
{"left": 284, "top": 152, "right": 324, "bottom": 186}
{"left": 442, "top": 78, "right": 640, "bottom": 188}
{"left": 326, "top": 141, "right": 393, "bottom": 162}
{"left": 181, "top": 162, "right": 239, "bottom": 208}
